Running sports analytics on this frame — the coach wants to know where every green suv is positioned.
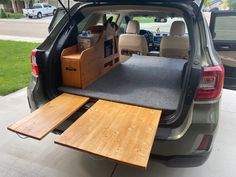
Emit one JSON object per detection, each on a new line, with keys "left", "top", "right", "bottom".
{"left": 26, "top": 0, "right": 236, "bottom": 167}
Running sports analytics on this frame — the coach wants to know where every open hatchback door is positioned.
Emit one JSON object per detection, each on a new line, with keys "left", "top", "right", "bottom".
{"left": 210, "top": 11, "right": 236, "bottom": 90}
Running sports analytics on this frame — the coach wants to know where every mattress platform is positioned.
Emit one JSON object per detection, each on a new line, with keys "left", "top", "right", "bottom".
{"left": 59, "top": 55, "right": 187, "bottom": 110}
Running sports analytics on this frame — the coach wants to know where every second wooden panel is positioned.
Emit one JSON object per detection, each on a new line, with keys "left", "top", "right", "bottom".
{"left": 55, "top": 100, "right": 161, "bottom": 168}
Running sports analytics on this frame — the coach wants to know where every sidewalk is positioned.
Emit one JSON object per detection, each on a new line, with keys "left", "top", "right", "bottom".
{"left": 0, "top": 34, "right": 45, "bottom": 43}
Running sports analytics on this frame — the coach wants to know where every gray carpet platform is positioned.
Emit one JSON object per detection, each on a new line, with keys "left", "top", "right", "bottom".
{"left": 59, "top": 55, "right": 187, "bottom": 110}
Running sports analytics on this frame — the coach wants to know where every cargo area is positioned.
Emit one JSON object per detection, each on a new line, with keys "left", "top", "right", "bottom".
{"left": 59, "top": 55, "right": 186, "bottom": 110}
{"left": 58, "top": 21, "right": 187, "bottom": 111}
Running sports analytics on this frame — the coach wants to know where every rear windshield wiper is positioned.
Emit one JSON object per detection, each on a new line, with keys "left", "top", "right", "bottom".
{"left": 57, "top": 0, "right": 70, "bottom": 20}
{"left": 197, "top": 0, "right": 205, "bottom": 18}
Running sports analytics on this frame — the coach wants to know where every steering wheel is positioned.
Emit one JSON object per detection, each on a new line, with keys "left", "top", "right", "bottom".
{"left": 139, "top": 29, "right": 154, "bottom": 51}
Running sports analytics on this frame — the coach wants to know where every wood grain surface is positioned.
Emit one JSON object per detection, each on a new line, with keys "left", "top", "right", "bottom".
{"left": 8, "top": 93, "right": 89, "bottom": 140}
{"left": 55, "top": 100, "right": 161, "bottom": 168}
{"left": 61, "top": 24, "right": 120, "bottom": 89}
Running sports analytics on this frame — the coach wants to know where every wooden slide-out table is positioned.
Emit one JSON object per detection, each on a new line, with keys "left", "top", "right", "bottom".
{"left": 8, "top": 93, "right": 89, "bottom": 140}
{"left": 8, "top": 93, "right": 161, "bottom": 168}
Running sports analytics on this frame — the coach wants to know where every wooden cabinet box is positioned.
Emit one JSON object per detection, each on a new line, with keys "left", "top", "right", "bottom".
{"left": 61, "top": 51, "right": 82, "bottom": 88}
{"left": 61, "top": 25, "right": 120, "bottom": 89}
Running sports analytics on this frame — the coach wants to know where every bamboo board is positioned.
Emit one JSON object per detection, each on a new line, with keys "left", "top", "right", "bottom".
{"left": 55, "top": 100, "right": 161, "bottom": 168}
{"left": 8, "top": 93, "right": 89, "bottom": 140}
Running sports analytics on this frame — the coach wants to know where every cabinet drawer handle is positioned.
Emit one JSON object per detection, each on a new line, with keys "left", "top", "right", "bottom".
{"left": 66, "top": 67, "right": 77, "bottom": 71}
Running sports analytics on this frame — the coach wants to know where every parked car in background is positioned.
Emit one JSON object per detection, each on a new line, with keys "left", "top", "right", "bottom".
{"left": 23, "top": 3, "right": 57, "bottom": 19}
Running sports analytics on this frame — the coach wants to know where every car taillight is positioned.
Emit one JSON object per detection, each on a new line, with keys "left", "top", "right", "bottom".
{"left": 31, "top": 49, "right": 39, "bottom": 76}
{"left": 195, "top": 64, "right": 224, "bottom": 101}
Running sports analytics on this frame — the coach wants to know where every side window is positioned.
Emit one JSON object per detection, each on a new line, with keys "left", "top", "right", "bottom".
{"left": 33, "top": 5, "right": 41, "bottom": 9}
{"left": 119, "top": 17, "right": 128, "bottom": 34}
{"left": 213, "top": 15, "right": 236, "bottom": 40}
{"left": 106, "top": 14, "right": 119, "bottom": 22}
{"left": 133, "top": 16, "right": 188, "bottom": 34}
{"left": 96, "top": 14, "right": 119, "bottom": 25}
{"left": 48, "top": 8, "right": 66, "bottom": 32}
{"left": 43, "top": 4, "right": 48, "bottom": 8}
{"left": 77, "top": 14, "right": 94, "bottom": 33}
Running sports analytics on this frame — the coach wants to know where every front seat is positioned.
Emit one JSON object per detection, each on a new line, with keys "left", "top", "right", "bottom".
{"left": 160, "top": 21, "right": 189, "bottom": 59}
{"left": 119, "top": 20, "right": 148, "bottom": 62}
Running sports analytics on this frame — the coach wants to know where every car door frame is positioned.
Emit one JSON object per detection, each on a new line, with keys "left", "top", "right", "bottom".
{"left": 44, "top": 4, "right": 50, "bottom": 15}
{"left": 47, "top": 4, "right": 53, "bottom": 14}
{"left": 48, "top": 8, "right": 67, "bottom": 33}
{"left": 209, "top": 10, "right": 236, "bottom": 90}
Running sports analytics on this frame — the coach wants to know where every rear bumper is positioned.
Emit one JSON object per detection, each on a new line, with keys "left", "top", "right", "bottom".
{"left": 27, "top": 76, "right": 48, "bottom": 111}
{"left": 23, "top": 13, "right": 35, "bottom": 17}
{"left": 150, "top": 149, "right": 212, "bottom": 167}
{"left": 150, "top": 102, "right": 219, "bottom": 167}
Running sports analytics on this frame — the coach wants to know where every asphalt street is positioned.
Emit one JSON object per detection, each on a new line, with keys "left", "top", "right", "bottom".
{"left": 0, "top": 16, "right": 51, "bottom": 42}
{"left": 0, "top": 13, "right": 211, "bottom": 43}
{"left": 0, "top": 88, "right": 235, "bottom": 177}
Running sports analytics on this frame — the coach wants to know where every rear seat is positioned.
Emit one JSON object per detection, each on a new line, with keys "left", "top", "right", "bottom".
{"left": 119, "top": 20, "right": 148, "bottom": 62}
{"left": 160, "top": 21, "right": 189, "bottom": 59}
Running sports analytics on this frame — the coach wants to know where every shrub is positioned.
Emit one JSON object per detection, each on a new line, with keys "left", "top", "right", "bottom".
{"left": 6, "top": 12, "right": 24, "bottom": 19}
{"left": 0, "top": 8, "right": 8, "bottom": 18}
{"left": 0, "top": 9, "right": 24, "bottom": 19}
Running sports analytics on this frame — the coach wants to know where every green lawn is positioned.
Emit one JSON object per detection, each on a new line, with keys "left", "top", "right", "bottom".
{"left": 0, "top": 40, "right": 40, "bottom": 96}
{"left": 133, "top": 16, "right": 156, "bottom": 23}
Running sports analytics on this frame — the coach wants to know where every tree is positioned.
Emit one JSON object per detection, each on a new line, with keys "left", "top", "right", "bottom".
{"left": 0, "top": 8, "right": 7, "bottom": 18}
{"left": 10, "top": 0, "right": 17, "bottom": 13}
{"left": 228, "top": 0, "right": 236, "bottom": 9}
{"left": 203, "top": 0, "right": 213, "bottom": 8}
{"left": 0, "top": 0, "right": 9, "bottom": 4}
{"left": 23, "top": 0, "right": 31, "bottom": 8}
{"left": 219, "top": 0, "right": 229, "bottom": 9}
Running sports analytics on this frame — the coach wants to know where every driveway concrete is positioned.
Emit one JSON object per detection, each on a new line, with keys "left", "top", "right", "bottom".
{"left": 0, "top": 88, "right": 235, "bottom": 177}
